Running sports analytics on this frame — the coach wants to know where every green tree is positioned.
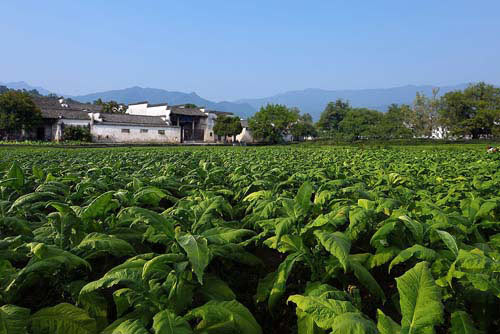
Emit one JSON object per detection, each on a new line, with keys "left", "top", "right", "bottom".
{"left": 0, "top": 90, "right": 42, "bottom": 139}
{"left": 409, "top": 89, "right": 440, "bottom": 138}
{"left": 249, "top": 104, "right": 298, "bottom": 143}
{"left": 378, "top": 104, "right": 413, "bottom": 139}
{"left": 316, "top": 99, "right": 350, "bottom": 135}
{"left": 93, "top": 99, "right": 125, "bottom": 113}
{"left": 440, "top": 82, "right": 500, "bottom": 138}
{"left": 338, "top": 108, "right": 384, "bottom": 141}
{"left": 213, "top": 115, "right": 243, "bottom": 142}
{"left": 291, "top": 113, "right": 317, "bottom": 140}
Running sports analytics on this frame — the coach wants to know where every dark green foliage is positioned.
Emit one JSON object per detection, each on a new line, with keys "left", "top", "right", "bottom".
{"left": 0, "top": 145, "right": 498, "bottom": 333}
{"left": 63, "top": 126, "right": 92, "bottom": 142}
{"left": 0, "top": 91, "right": 42, "bottom": 139}
{"left": 213, "top": 115, "right": 243, "bottom": 141}
{"left": 249, "top": 104, "right": 299, "bottom": 143}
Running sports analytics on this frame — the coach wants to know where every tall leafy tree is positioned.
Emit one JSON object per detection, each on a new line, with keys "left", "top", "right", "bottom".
{"left": 409, "top": 89, "right": 440, "bottom": 138}
{"left": 249, "top": 104, "right": 298, "bottom": 143}
{"left": 378, "top": 104, "right": 413, "bottom": 139}
{"left": 440, "top": 82, "right": 500, "bottom": 138}
{"left": 338, "top": 108, "right": 384, "bottom": 140}
{"left": 213, "top": 115, "right": 243, "bottom": 142}
{"left": 291, "top": 113, "right": 317, "bottom": 140}
{"left": 0, "top": 90, "right": 42, "bottom": 139}
{"left": 316, "top": 99, "right": 350, "bottom": 134}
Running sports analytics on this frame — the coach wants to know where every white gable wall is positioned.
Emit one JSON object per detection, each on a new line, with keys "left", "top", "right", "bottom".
{"left": 126, "top": 103, "right": 149, "bottom": 115}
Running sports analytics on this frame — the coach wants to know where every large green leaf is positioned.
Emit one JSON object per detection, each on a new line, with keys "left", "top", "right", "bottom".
{"left": 376, "top": 309, "right": 401, "bottom": 334}
{"left": 81, "top": 191, "right": 114, "bottom": 220}
{"left": 176, "top": 233, "right": 210, "bottom": 284}
{"left": 0, "top": 304, "right": 30, "bottom": 334}
{"left": 6, "top": 243, "right": 90, "bottom": 293}
{"left": 199, "top": 275, "right": 236, "bottom": 301}
{"left": 72, "top": 233, "right": 135, "bottom": 259}
{"left": 201, "top": 227, "right": 255, "bottom": 245}
{"left": 450, "top": 311, "right": 482, "bottom": 334}
{"left": 6, "top": 162, "right": 24, "bottom": 189}
{"left": 314, "top": 231, "right": 351, "bottom": 272}
{"left": 389, "top": 245, "right": 437, "bottom": 272}
{"left": 31, "top": 303, "right": 97, "bottom": 334}
{"left": 396, "top": 262, "right": 443, "bottom": 334}
{"left": 268, "top": 252, "right": 302, "bottom": 311}
{"left": 329, "top": 312, "right": 377, "bottom": 334}
{"left": 399, "top": 215, "right": 424, "bottom": 244}
{"left": 349, "top": 260, "right": 385, "bottom": 302}
{"left": 370, "top": 221, "right": 397, "bottom": 248}
{"left": 152, "top": 310, "right": 192, "bottom": 334}
{"left": 111, "top": 320, "right": 149, "bottom": 334}
{"left": 287, "top": 295, "right": 358, "bottom": 330}
{"left": 295, "top": 181, "right": 313, "bottom": 212}
{"left": 142, "top": 253, "right": 185, "bottom": 280}
{"left": 187, "top": 300, "right": 262, "bottom": 334}
{"left": 436, "top": 230, "right": 459, "bottom": 257}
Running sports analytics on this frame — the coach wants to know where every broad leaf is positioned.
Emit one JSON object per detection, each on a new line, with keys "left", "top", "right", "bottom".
{"left": 287, "top": 295, "right": 358, "bottom": 330}
{"left": 314, "top": 231, "right": 351, "bottom": 272}
{"left": 268, "top": 252, "right": 302, "bottom": 311}
{"left": 176, "top": 233, "right": 210, "bottom": 284}
{"left": 436, "top": 230, "right": 459, "bottom": 257}
{"left": 0, "top": 304, "right": 30, "bottom": 334}
{"left": 376, "top": 309, "right": 401, "bottom": 334}
{"left": 31, "top": 303, "right": 97, "bottom": 334}
{"left": 396, "top": 262, "right": 443, "bottom": 334}
{"left": 450, "top": 311, "right": 481, "bottom": 334}
{"left": 187, "top": 300, "right": 262, "bottom": 334}
{"left": 152, "top": 310, "right": 192, "bottom": 334}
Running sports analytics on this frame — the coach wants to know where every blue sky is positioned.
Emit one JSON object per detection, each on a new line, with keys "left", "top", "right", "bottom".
{"left": 1, "top": 1, "right": 499, "bottom": 101}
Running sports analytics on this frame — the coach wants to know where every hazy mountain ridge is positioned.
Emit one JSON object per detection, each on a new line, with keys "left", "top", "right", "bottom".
{"left": 236, "top": 84, "right": 472, "bottom": 119}
{"left": 72, "top": 86, "right": 256, "bottom": 118}
{"left": 0, "top": 81, "right": 52, "bottom": 96}
{"left": 2, "top": 81, "right": 479, "bottom": 120}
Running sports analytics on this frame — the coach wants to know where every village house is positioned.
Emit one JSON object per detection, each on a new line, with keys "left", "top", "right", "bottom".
{"left": 31, "top": 97, "right": 253, "bottom": 144}
{"left": 33, "top": 98, "right": 180, "bottom": 143}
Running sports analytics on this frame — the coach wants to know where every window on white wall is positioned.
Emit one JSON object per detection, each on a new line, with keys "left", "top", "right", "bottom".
{"left": 158, "top": 130, "right": 165, "bottom": 135}
{"left": 121, "top": 129, "right": 130, "bottom": 133}
{"left": 140, "top": 129, "right": 148, "bottom": 133}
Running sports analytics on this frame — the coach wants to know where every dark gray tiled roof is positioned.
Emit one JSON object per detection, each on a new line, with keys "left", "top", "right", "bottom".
{"left": 210, "top": 110, "right": 234, "bottom": 116}
{"left": 127, "top": 101, "right": 149, "bottom": 106}
{"left": 170, "top": 106, "right": 207, "bottom": 117}
{"left": 34, "top": 97, "right": 102, "bottom": 112}
{"left": 99, "top": 113, "right": 167, "bottom": 126}
{"left": 241, "top": 120, "right": 249, "bottom": 127}
{"left": 41, "top": 108, "right": 91, "bottom": 120}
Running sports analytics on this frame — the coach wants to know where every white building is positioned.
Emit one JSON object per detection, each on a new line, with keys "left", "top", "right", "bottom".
{"left": 36, "top": 98, "right": 180, "bottom": 143}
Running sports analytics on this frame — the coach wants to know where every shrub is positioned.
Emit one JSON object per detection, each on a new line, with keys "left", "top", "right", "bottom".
{"left": 63, "top": 125, "right": 92, "bottom": 142}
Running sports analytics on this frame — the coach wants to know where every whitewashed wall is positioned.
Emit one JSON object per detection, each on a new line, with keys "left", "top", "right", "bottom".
{"left": 126, "top": 103, "right": 149, "bottom": 115}
{"left": 235, "top": 127, "right": 254, "bottom": 143}
{"left": 92, "top": 124, "right": 181, "bottom": 143}
{"left": 203, "top": 113, "right": 217, "bottom": 142}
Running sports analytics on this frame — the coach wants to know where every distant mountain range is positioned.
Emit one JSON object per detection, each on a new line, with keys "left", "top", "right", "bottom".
{"left": 72, "top": 86, "right": 256, "bottom": 119}
{"left": 0, "top": 81, "right": 52, "bottom": 96}
{"left": 1, "top": 80, "right": 477, "bottom": 120}
{"left": 236, "top": 84, "right": 472, "bottom": 119}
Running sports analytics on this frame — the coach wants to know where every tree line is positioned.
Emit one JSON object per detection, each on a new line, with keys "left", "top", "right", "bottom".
{"left": 247, "top": 82, "right": 500, "bottom": 142}
{"left": 1, "top": 82, "right": 499, "bottom": 142}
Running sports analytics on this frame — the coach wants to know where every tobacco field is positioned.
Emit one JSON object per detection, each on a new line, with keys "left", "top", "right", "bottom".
{"left": 0, "top": 145, "right": 499, "bottom": 334}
